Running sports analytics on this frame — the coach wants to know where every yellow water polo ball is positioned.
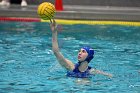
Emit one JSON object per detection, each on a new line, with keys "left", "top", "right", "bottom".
{"left": 37, "top": 2, "right": 55, "bottom": 20}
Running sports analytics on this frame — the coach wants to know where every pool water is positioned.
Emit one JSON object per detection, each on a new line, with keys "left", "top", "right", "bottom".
{"left": 0, "top": 22, "right": 140, "bottom": 93}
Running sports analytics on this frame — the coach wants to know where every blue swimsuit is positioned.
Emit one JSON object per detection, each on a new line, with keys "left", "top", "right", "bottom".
{"left": 67, "top": 63, "right": 92, "bottom": 78}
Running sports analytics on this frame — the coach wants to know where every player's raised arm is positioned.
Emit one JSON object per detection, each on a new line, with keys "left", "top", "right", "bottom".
{"left": 50, "top": 19, "right": 75, "bottom": 71}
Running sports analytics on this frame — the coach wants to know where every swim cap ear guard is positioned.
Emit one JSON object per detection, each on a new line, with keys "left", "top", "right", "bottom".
{"left": 82, "top": 46, "right": 94, "bottom": 63}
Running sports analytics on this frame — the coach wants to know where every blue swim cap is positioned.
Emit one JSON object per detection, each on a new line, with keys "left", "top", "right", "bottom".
{"left": 82, "top": 46, "right": 94, "bottom": 62}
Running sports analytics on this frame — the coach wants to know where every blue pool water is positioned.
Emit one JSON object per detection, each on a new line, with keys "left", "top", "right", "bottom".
{"left": 0, "top": 22, "right": 140, "bottom": 93}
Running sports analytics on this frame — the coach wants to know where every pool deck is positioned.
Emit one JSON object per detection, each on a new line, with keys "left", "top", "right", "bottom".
{"left": 0, "top": 4, "right": 140, "bottom": 21}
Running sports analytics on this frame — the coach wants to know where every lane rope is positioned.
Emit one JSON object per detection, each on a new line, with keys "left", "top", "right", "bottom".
{"left": 0, "top": 17, "right": 140, "bottom": 26}
{"left": 0, "top": 17, "right": 40, "bottom": 22}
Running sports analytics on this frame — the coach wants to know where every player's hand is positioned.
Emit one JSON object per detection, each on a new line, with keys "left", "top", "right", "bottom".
{"left": 50, "top": 19, "right": 57, "bottom": 32}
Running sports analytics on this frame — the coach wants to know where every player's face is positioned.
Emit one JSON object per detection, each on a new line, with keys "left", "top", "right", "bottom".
{"left": 78, "top": 48, "right": 88, "bottom": 62}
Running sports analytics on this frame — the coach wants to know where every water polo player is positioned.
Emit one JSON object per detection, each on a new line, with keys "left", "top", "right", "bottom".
{"left": 50, "top": 19, "right": 112, "bottom": 78}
